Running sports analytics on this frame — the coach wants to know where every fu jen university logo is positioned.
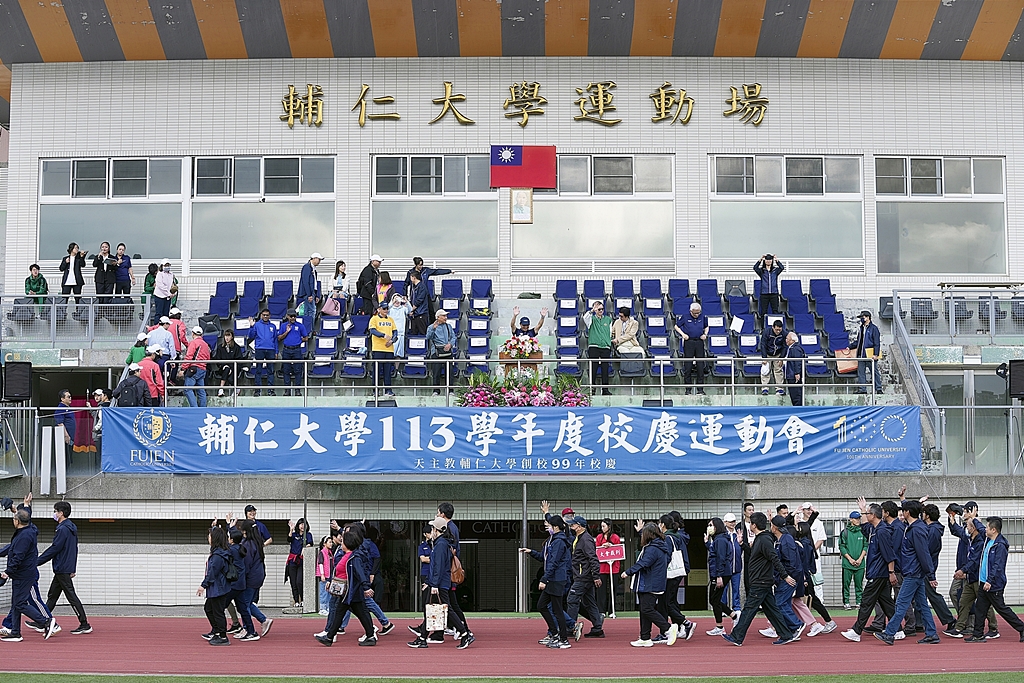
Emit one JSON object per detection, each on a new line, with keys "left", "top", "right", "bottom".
{"left": 130, "top": 410, "right": 175, "bottom": 467}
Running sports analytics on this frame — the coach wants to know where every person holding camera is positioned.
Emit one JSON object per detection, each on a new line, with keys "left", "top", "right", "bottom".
{"left": 948, "top": 502, "right": 998, "bottom": 637}
{"left": 753, "top": 253, "right": 784, "bottom": 317}
{"left": 59, "top": 243, "right": 87, "bottom": 306}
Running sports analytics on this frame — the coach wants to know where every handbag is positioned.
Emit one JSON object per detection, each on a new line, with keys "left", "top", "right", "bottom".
{"left": 326, "top": 578, "right": 348, "bottom": 597}
{"left": 321, "top": 297, "right": 341, "bottom": 317}
{"left": 666, "top": 535, "right": 687, "bottom": 579}
{"left": 450, "top": 548, "right": 465, "bottom": 585}
{"left": 425, "top": 595, "right": 449, "bottom": 632}
{"left": 834, "top": 347, "right": 858, "bottom": 374}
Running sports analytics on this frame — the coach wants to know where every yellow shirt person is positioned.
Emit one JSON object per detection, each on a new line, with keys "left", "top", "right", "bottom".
{"left": 369, "top": 305, "right": 398, "bottom": 353}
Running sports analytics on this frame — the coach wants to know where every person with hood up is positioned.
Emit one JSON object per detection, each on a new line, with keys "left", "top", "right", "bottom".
{"left": 522, "top": 514, "right": 572, "bottom": 649}
{"left": 197, "top": 525, "right": 235, "bottom": 646}
{"left": 705, "top": 517, "right": 736, "bottom": 636}
{"left": 964, "top": 516, "right": 1024, "bottom": 643}
{"left": 38, "top": 501, "right": 90, "bottom": 634}
{"left": 622, "top": 522, "right": 678, "bottom": 648}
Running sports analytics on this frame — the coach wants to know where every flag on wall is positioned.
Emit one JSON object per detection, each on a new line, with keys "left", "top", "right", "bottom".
{"left": 490, "top": 145, "right": 556, "bottom": 188}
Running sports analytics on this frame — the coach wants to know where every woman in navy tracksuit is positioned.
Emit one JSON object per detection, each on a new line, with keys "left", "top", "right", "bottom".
{"left": 410, "top": 519, "right": 472, "bottom": 649}
{"left": 286, "top": 518, "right": 314, "bottom": 608}
{"left": 522, "top": 514, "right": 572, "bottom": 648}
{"left": 227, "top": 528, "right": 256, "bottom": 640}
{"left": 705, "top": 517, "right": 735, "bottom": 635}
{"left": 318, "top": 528, "right": 375, "bottom": 646}
{"left": 198, "top": 526, "right": 234, "bottom": 646}
{"left": 622, "top": 523, "right": 675, "bottom": 647}
{"left": 239, "top": 520, "right": 271, "bottom": 637}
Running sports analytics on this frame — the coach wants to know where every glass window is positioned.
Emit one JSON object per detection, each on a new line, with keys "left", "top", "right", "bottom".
{"left": 754, "top": 157, "right": 782, "bottom": 194}
{"left": 410, "top": 156, "right": 443, "bottom": 195}
{"left": 196, "top": 158, "right": 231, "bottom": 196}
{"left": 715, "top": 156, "right": 753, "bottom": 194}
{"left": 786, "top": 157, "right": 823, "bottom": 194}
{"left": 233, "top": 158, "right": 261, "bottom": 194}
{"left": 910, "top": 158, "right": 941, "bottom": 195}
{"left": 192, "top": 201, "right": 334, "bottom": 258}
{"left": 634, "top": 156, "right": 672, "bottom": 193}
{"left": 444, "top": 156, "right": 466, "bottom": 193}
{"left": 73, "top": 160, "right": 107, "bottom": 198}
{"left": 264, "top": 157, "right": 299, "bottom": 195}
{"left": 372, "top": 201, "right": 498, "bottom": 257}
{"left": 593, "top": 157, "right": 633, "bottom": 194}
{"left": 944, "top": 158, "right": 971, "bottom": 195}
{"left": 875, "top": 158, "right": 906, "bottom": 195}
{"left": 514, "top": 201, "right": 673, "bottom": 258}
{"left": 39, "top": 203, "right": 182, "bottom": 259}
{"left": 41, "top": 160, "right": 71, "bottom": 196}
{"left": 111, "top": 159, "right": 148, "bottom": 197}
{"left": 375, "top": 157, "right": 406, "bottom": 195}
{"left": 877, "top": 202, "right": 1005, "bottom": 273}
{"left": 824, "top": 157, "right": 860, "bottom": 193}
{"left": 149, "top": 159, "right": 182, "bottom": 195}
{"left": 301, "top": 157, "right": 334, "bottom": 194}
{"left": 558, "top": 156, "right": 589, "bottom": 193}
{"left": 974, "top": 158, "right": 1003, "bottom": 195}
{"left": 711, "top": 201, "right": 862, "bottom": 258}
{"left": 467, "top": 155, "right": 493, "bottom": 193}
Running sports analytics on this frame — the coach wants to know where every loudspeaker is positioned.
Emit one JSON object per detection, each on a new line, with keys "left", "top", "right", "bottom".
{"left": 1010, "top": 360, "right": 1024, "bottom": 399}
{"left": 3, "top": 362, "right": 32, "bottom": 401}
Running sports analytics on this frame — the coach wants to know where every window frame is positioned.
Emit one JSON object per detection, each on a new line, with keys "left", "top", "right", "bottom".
{"left": 874, "top": 156, "right": 1005, "bottom": 201}
{"left": 371, "top": 154, "right": 496, "bottom": 199}
{"left": 710, "top": 155, "right": 862, "bottom": 200}
{"left": 40, "top": 157, "right": 187, "bottom": 202}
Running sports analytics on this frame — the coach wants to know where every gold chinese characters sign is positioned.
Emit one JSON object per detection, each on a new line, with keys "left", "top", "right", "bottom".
{"left": 281, "top": 84, "right": 324, "bottom": 128}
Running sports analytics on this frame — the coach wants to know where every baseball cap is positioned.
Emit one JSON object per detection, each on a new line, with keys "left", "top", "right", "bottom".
{"left": 561, "top": 507, "right": 574, "bottom": 517}
{"left": 849, "top": 511, "right": 862, "bottom": 519}
{"left": 146, "top": 344, "right": 162, "bottom": 354}
{"left": 435, "top": 309, "right": 448, "bottom": 319}
{"left": 771, "top": 515, "right": 788, "bottom": 529}
{"left": 169, "top": 307, "right": 181, "bottom": 316}
{"left": 192, "top": 326, "right": 203, "bottom": 335}
{"left": 723, "top": 512, "right": 737, "bottom": 522}
{"left": 370, "top": 254, "right": 382, "bottom": 262}
{"left": 93, "top": 388, "right": 104, "bottom": 396}
{"left": 569, "top": 515, "right": 587, "bottom": 527}
{"left": 161, "top": 258, "right": 171, "bottom": 265}
{"left": 159, "top": 316, "right": 170, "bottom": 324}
{"left": 310, "top": 252, "right": 323, "bottom": 260}
{"left": 377, "top": 302, "right": 389, "bottom": 310}
{"left": 800, "top": 502, "right": 813, "bottom": 510}
{"left": 964, "top": 500, "right": 978, "bottom": 511}
{"left": 136, "top": 332, "right": 148, "bottom": 341}
{"left": 429, "top": 517, "right": 448, "bottom": 531}
{"left": 286, "top": 308, "right": 297, "bottom": 316}
{"left": 519, "top": 317, "right": 530, "bottom": 325}
{"left": 244, "top": 504, "right": 257, "bottom": 513}
{"left": 860, "top": 310, "right": 872, "bottom": 318}
{"left": 128, "top": 362, "right": 141, "bottom": 371}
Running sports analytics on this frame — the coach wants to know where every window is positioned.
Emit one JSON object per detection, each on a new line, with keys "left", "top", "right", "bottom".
{"left": 785, "top": 157, "right": 823, "bottom": 194}
{"left": 40, "top": 203, "right": 182, "bottom": 259}
{"left": 111, "top": 159, "right": 148, "bottom": 197}
{"left": 754, "top": 157, "right": 782, "bottom": 194}
{"left": 974, "top": 159, "right": 1003, "bottom": 195}
{"left": 944, "top": 158, "right": 971, "bottom": 195}
{"left": 824, "top": 157, "right": 860, "bottom": 193}
{"left": 234, "top": 158, "right": 261, "bottom": 194}
{"left": 73, "top": 160, "right": 107, "bottom": 197}
{"left": 411, "top": 157, "right": 443, "bottom": 195}
{"left": 557, "top": 156, "right": 590, "bottom": 194}
{"left": 375, "top": 157, "right": 406, "bottom": 194}
{"left": 41, "top": 160, "right": 71, "bottom": 196}
{"left": 196, "top": 158, "right": 231, "bottom": 196}
{"left": 301, "top": 157, "right": 334, "bottom": 194}
{"left": 635, "top": 156, "right": 673, "bottom": 192}
{"left": 593, "top": 157, "right": 633, "bottom": 194}
{"left": 264, "top": 157, "right": 299, "bottom": 195}
{"left": 715, "top": 156, "right": 754, "bottom": 194}
{"left": 466, "top": 156, "right": 493, "bottom": 193}
{"left": 875, "top": 158, "right": 906, "bottom": 195}
{"left": 443, "top": 157, "right": 466, "bottom": 193}
{"left": 149, "top": 159, "right": 182, "bottom": 195}
{"left": 877, "top": 202, "right": 1005, "bottom": 273}
{"left": 911, "top": 158, "right": 941, "bottom": 195}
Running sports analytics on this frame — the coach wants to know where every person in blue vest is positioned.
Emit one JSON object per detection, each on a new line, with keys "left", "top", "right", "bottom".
{"left": 754, "top": 253, "right": 784, "bottom": 316}
{"left": 855, "top": 310, "right": 882, "bottom": 394}
{"left": 38, "top": 501, "right": 90, "bottom": 634}
{"left": 875, "top": 500, "right": 939, "bottom": 645}
{"left": 783, "top": 333, "right": 805, "bottom": 407}
{"left": 297, "top": 252, "right": 322, "bottom": 311}
{"left": 277, "top": 308, "right": 309, "bottom": 397}
{"left": 0, "top": 509, "right": 58, "bottom": 642}
{"left": 964, "top": 516, "right": 1024, "bottom": 642}
{"left": 245, "top": 308, "right": 278, "bottom": 396}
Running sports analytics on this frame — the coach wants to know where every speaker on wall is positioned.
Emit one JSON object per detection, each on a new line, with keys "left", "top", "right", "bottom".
{"left": 3, "top": 362, "right": 32, "bottom": 402}
{"left": 1009, "top": 359, "right": 1024, "bottom": 399}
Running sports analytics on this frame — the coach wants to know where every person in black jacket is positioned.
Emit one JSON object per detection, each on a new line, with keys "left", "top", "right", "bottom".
{"left": 91, "top": 241, "right": 117, "bottom": 304}
{"left": 59, "top": 242, "right": 87, "bottom": 306}
{"left": 723, "top": 512, "right": 797, "bottom": 646}
{"left": 356, "top": 255, "right": 382, "bottom": 315}
{"left": 210, "top": 330, "right": 247, "bottom": 397}
{"left": 38, "top": 501, "right": 89, "bottom": 634}
{"left": 112, "top": 364, "right": 149, "bottom": 407}
{"left": 198, "top": 525, "right": 234, "bottom": 646}
{"left": 565, "top": 516, "right": 604, "bottom": 640}
{"left": 1, "top": 509, "right": 58, "bottom": 641}
{"left": 965, "top": 517, "right": 1024, "bottom": 642}
{"left": 521, "top": 515, "right": 572, "bottom": 649}
{"left": 705, "top": 517, "right": 736, "bottom": 636}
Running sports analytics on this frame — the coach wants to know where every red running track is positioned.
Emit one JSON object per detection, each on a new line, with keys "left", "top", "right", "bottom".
{"left": 1, "top": 616, "right": 1022, "bottom": 678}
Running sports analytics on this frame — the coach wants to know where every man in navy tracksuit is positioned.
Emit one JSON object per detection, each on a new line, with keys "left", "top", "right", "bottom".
{"left": 1, "top": 509, "right": 58, "bottom": 641}
{"left": 753, "top": 254, "right": 784, "bottom": 316}
{"left": 245, "top": 308, "right": 279, "bottom": 396}
{"left": 949, "top": 504, "right": 997, "bottom": 636}
{"left": 876, "top": 500, "right": 939, "bottom": 644}
{"left": 771, "top": 516, "right": 805, "bottom": 639}
{"left": 922, "top": 504, "right": 955, "bottom": 630}
{"left": 965, "top": 516, "right": 1024, "bottom": 642}
{"left": 38, "top": 501, "right": 90, "bottom": 634}
{"left": 783, "top": 333, "right": 805, "bottom": 407}
{"left": 841, "top": 503, "right": 897, "bottom": 641}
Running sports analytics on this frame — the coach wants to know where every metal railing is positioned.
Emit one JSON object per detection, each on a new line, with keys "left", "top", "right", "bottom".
{"left": 893, "top": 286, "right": 1024, "bottom": 345}
{"left": 891, "top": 293, "right": 943, "bottom": 460}
{"left": 1, "top": 295, "right": 151, "bottom": 348}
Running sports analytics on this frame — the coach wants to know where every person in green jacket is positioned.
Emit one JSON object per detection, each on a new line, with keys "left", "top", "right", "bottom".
{"left": 839, "top": 511, "right": 866, "bottom": 609}
{"left": 25, "top": 263, "right": 49, "bottom": 307}
{"left": 583, "top": 301, "right": 613, "bottom": 396}
{"left": 126, "top": 332, "right": 149, "bottom": 366}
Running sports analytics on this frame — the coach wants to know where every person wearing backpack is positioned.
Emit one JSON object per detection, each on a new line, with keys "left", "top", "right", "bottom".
{"left": 112, "top": 364, "right": 149, "bottom": 407}
{"left": 705, "top": 517, "right": 737, "bottom": 637}
{"left": 198, "top": 526, "right": 234, "bottom": 646}
{"left": 408, "top": 518, "right": 472, "bottom": 649}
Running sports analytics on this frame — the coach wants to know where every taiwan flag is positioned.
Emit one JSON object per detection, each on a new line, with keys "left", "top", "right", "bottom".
{"left": 490, "top": 145, "right": 556, "bottom": 188}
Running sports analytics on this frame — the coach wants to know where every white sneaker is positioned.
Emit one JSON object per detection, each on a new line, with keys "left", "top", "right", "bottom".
{"left": 318, "top": 609, "right": 329, "bottom": 616}
{"left": 894, "top": 630, "right": 906, "bottom": 640}
{"left": 841, "top": 629, "right": 860, "bottom": 642}
{"left": 0, "top": 628, "right": 10, "bottom": 637}
{"left": 444, "top": 628, "right": 457, "bottom": 637}
{"left": 358, "top": 626, "right": 380, "bottom": 643}
{"left": 822, "top": 621, "right": 838, "bottom": 634}
{"left": 630, "top": 639, "right": 653, "bottom": 647}
{"left": 706, "top": 626, "right": 726, "bottom": 636}
{"left": 666, "top": 623, "right": 679, "bottom": 646}
{"left": 807, "top": 622, "right": 825, "bottom": 637}
{"left": 217, "top": 389, "right": 225, "bottom": 397}
{"left": 759, "top": 627, "right": 777, "bottom": 638}
{"left": 314, "top": 630, "right": 328, "bottom": 638}
{"left": 261, "top": 618, "right": 273, "bottom": 637}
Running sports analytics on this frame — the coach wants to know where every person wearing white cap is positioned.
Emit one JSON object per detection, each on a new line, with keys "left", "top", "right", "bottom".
{"left": 723, "top": 512, "right": 744, "bottom": 614}
{"left": 112, "top": 363, "right": 149, "bottom": 407}
{"left": 369, "top": 302, "right": 398, "bottom": 396}
{"left": 426, "top": 309, "right": 457, "bottom": 394}
{"left": 126, "top": 332, "right": 149, "bottom": 366}
{"left": 146, "top": 317, "right": 176, "bottom": 372}
{"left": 297, "top": 252, "right": 323, "bottom": 311}
{"left": 151, "top": 259, "right": 176, "bottom": 324}
{"left": 138, "top": 345, "right": 165, "bottom": 405}
{"left": 167, "top": 308, "right": 188, "bottom": 355}
{"left": 181, "top": 326, "right": 211, "bottom": 407}
{"left": 357, "top": 255, "right": 383, "bottom": 315}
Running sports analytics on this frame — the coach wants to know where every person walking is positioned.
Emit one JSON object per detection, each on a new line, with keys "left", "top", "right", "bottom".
{"left": 297, "top": 252, "right": 323, "bottom": 312}
{"left": 125, "top": 332, "right": 148, "bottom": 366}
{"left": 659, "top": 514, "right": 695, "bottom": 641}
{"left": 522, "top": 515, "right": 573, "bottom": 649}
{"left": 724, "top": 512, "right": 744, "bottom": 614}
{"left": 705, "top": 517, "right": 736, "bottom": 636}
{"left": 37, "top": 503, "right": 90, "bottom": 635}
{"left": 409, "top": 518, "right": 472, "bottom": 649}
{"left": 948, "top": 507, "right": 994, "bottom": 637}
{"left": 426, "top": 309, "right": 456, "bottom": 395}
{"left": 583, "top": 301, "right": 613, "bottom": 395}
{"left": 757, "top": 516, "right": 805, "bottom": 641}
{"left": 339, "top": 523, "right": 395, "bottom": 639}
{"left": 622, "top": 522, "right": 677, "bottom": 648}
{"left": 964, "top": 517, "right": 1024, "bottom": 642}
{"left": 840, "top": 511, "right": 867, "bottom": 609}
{"left": 0, "top": 509, "right": 59, "bottom": 642}
{"left": 874, "top": 500, "right": 940, "bottom": 645}
{"left": 723, "top": 512, "right": 798, "bottom": 646}
{"left": 198, "top": 526, "right": 234, "bottom": 646}
{"left": 181, "top": 326, "right": 210, "bottom": 408}
{"left": 286, "top": 518, "right": 313, "bottom": 609}
{"left": 356, "top": 255, "right": 382, "bottom": 316}
{"left": 152, "top": 259, "right": 175, "bottom": 324}
{"left": 316, "top": 527, "right": 376, "bottom": 646}
{"left": 565, "top": 516, "right": 604, "bottom": 640}
{"left": 112, "top": 363, "right": 149, "bottom": 407}
{"left": 923, "top": 504, "right": 957, "bottom": 632}
{"left": 246, "top": 309, "right": 279, "bottom": 397}
{"left": 842, "top": 502, "right": 898, "bottom": 642}
{"left": 138, "top": 346, "right": 165, "bottom": 406}
{"left": 316, "top": 535, "right": 334, "bottom": 617}
{"left": 238, "top": 519, "right": 272, "bottom": 637}
{"left": 226, "top": 528, "right": 253, "bottom": 641}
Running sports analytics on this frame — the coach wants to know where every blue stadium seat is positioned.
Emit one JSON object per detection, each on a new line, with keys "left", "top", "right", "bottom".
{"left": 787, "top": 295, "right": 810, "bottom": 316}
{"left": 696, "top": 278, "right": 720, "bottom": 301}
{"left": 271, "top": 280, "right": 294, "bottom": 303}
{"left": 401, "top": 336, "right": 428, "bottom": 379}
{"left": 467, "top": 315, "right": 491, "bottom": 337}
{"left": 469, "top": 279, "right": 493, "bottom": 312}
{"left": 243, "top": 280, "right": 265, "bottom": 302}
{"left": 267, "top": 298, "right": 289, "bottom": 319}
{"left": 318, "top": 315, "right": 344, "bottom": 338}
{"left": 640, "top": 279, "right": 665, "bottom": 316}
{"left": 466, "top": 334, "right": 490, "bottom": 356}
{"left": 738, "top": 332, "right": 762, "bottom": 378}
{"left": 808, "top": 279, "right": 832, "bottom": 302}
{"left": 799, "top": 331, "right": 824, "bottom": 355}
{"left": 707, "top": 334, "right": 736, "bottom": 379}
{"left": 440, "top": 279, "right": 464, "bottom": 313}
{"left": 464, "top": 350, "right": 491, "bottom": 376}
{"left": 779, "top": 280, "right": 803, "bottom": 302}
{"left": 341, "top": 316, "right": 370, "bottom": 379}
{"left": 215, "top": 281, "right": 238, "bottom": 302}
{"left": 310, "top": 337, "right": 339, "bottom": 380}
{"left": 728, "top": 296, "right": 750, "bottom": 317}
{"left": 667, "top": 279, "right": 690, "bottom": 313}
{"left": 583, "top": 280, "right": 607, "bottom": 309}
{"left": 612, "top": 280, "right": 636, "bottom": 315}
{"left": 237, "top": 296, "right": 260, "bottom": 320}
{"left": 555, "top": 337, "right": 582, "bottom": 377}
{"left": 557, "top": 314, "right": 579, "bottom": 337}
{"left": 706, "top": 313, "right": 727, "bottom": 336}
{"left": 648, "top": 339, "right": 677, "bottom": 378}
{"left": 814, "top": 296, "right": 840, "bottom": 319}
{"left": 645, "top": 314, "right": 668, "bottom": 337}
{"left": 208, "top": 296, "right": 231, "bottom": 320}
{"left": 734, "top": 314, "right": 755, "bottom": 334}
{"left": 792, "top": 314, "right": 816, "bottom": 335}
{"left": 555, "top": 280, "right": 580, "bottom": 315}
{"left": 978, "top": 295, "right": 1007, "bottom": 331}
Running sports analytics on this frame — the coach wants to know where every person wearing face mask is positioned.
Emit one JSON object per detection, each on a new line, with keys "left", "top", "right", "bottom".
{"left": 855, "top": 310, "right": 882, "bottom": 394}
{"left": 37, "top": 501, "right": 90, "bottom": 635}
{"left": 705, "top": 517, "right": 736, "bottom": 636}
{"left": 521, "top": 516, "right": 572, "bottom": 649}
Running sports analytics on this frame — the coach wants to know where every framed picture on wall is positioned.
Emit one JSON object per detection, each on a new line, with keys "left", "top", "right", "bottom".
{"left": 510, "top": 188, "right": 533, "bottom": 224}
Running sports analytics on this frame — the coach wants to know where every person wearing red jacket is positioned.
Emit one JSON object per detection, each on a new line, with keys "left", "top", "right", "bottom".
{"left": 181, "top": 326, "right": 211, "bottom": 407}
{"left": 138, "top": 346, "right": 165, "bottom": 406}
{"left": 595, "top": 519, "right": 622, "bottom": 616}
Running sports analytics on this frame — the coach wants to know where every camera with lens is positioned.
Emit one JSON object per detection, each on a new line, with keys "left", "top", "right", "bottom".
{"left": 946, "top": 502, "right": 963, "bottom": 516}
{"left": 0, "top": 497, "right": 13, "bottom": 513}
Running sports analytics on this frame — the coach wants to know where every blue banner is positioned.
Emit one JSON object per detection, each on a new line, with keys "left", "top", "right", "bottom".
{"left": 102, "top": 406, "right": 921, "bottom": 475}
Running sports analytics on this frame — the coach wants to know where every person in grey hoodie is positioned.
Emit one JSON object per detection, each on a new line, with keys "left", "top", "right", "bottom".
{"left": 38, "top": 501, "right": 89, "bottom": 634}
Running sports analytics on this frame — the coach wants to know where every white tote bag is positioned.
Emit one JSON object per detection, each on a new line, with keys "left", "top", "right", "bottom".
{"left": 425, "top": 598, "right": 449, "bottom": 632}
{"left": 666, "top": 535, "right": 687, "bottom": 579}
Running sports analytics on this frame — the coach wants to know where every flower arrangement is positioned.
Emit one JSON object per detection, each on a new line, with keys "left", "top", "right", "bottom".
{"left": 556, "top": 375, "right": 591, "bottom": 408}
{"left": 455, "top": 372, "right": 587, "bottom": 408}
{"left": 499, "top": 335, "right": 543, "bottom": 359}
{"left": 455, "top": 372, "right": 505, "bottom": 408}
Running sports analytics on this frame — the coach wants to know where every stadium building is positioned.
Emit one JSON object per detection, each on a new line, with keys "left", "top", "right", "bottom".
{"left": 0, "top": 1, "right": 1023, "bottom": 613}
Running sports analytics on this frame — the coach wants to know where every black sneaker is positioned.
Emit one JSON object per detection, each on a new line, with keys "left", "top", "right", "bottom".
{"left": 25, "top": 622, "right": 45, "bottom": 634}
{"left": 209, "top": 636, "right": 230, "bottom": 646}
{"left": 378, "top": 622, "right": 396, "bottom": 636}
{"left": 227, "top": 623, "right": 243, "bottom": 635}
{"left": 315, "top": 634, "right": 333, "bottom": 647}
{"left": 862, "top": 625, "right": 883, "bottom": 633}
{"left": 918, "top": 635, "right": 941, "bottom": 644}
{"left": 583, "top": 630, "right": 606, "bottom": 638}
{"left": 964, "top": 635, "right": 987, "bottom": 643}
{"left": 408, "top": 625, "right": 424, "bottom": 637}
{"left": 407, "top": 638, "right": 428, "bottom": 648}
{"left": 268, "top": 389, "right": 276, "bottom": 396}
{"left": 985, "top": 631, "right": 1001, "bottom": 639}
{"left": 873, "top": 632, "right": 895, "bottom": 646}
{"left": 283, "top": 389, "right": 291, "bottom": 397}
{"left": 0, "top": 634, "right": 23, "bottom": 642}
{"left": 359, "top": 636, "right": 377, "bottom": 646}
{"left": 71, "top": 625, "right": 92, "bottom": 635}
{"left": 944, "top": 627, "right": 963, "bottom": 638}
{"left": 457, "top": 633, "right": 475, "bottom": 649}
{"left": 201, "top": 632, "right": 215, "bottom": 641}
